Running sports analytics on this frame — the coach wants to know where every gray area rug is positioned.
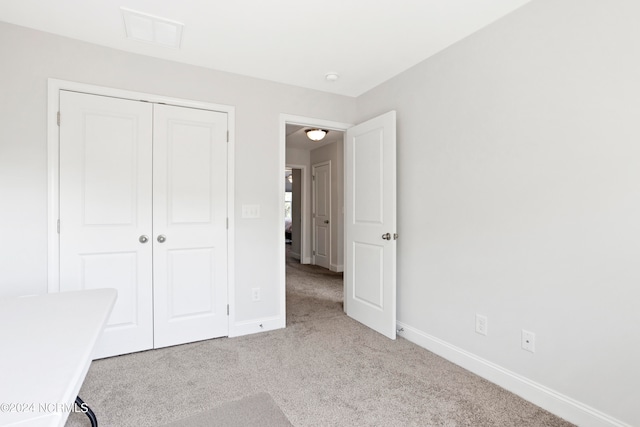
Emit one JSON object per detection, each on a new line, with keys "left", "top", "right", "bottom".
{"left": 159, "top": 393, "right": 292, "bottom": 427}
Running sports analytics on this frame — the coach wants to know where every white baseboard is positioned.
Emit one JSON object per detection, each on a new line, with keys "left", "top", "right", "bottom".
{"left": 290, "top": 251, "right": 301, "bottom": 259}
{"left": 230, "top": 316, "right": 284, "bottom": 338}
{"left": 329, "top": 263, "right": 344, "bottom": 273}
{"left": 396, "top": 321, "right": 631, "bottom": 427}
{"left": 301, "top": 257, "right": 312, "bottom": 264}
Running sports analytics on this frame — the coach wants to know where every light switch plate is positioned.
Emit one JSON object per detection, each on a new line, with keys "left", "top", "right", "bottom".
{"left": 242, "top": 204, "right": 260, "bottom": 218}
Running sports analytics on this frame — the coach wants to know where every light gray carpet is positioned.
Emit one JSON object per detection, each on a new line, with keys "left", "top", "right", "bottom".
{"left": 159, "top": 393, "right": 292, "bottom": 427}
{"left": 65, "top": 249, "right": 574, "bottom": 427}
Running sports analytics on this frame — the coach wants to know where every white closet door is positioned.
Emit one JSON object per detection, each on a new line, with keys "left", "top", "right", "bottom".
{"left": 152, "top": 104, "right": 229, "bottom": 348}
{"left": 59, "top": 90, "right": 154, "bottom": 358}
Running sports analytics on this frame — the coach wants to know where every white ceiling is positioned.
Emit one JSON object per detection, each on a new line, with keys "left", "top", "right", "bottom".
{"left": 0, "top": 0, "right": 531, "bottom": 97}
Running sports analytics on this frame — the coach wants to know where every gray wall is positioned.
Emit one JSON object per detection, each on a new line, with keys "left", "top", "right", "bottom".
{"left": 0, "top": 22, "right": 356, "bottom": 333}
{"left": 357, "top": 0, "right": 639, "bottom": 424}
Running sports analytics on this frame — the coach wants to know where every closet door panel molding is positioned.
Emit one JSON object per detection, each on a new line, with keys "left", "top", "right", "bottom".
{"left": 153, "top": 104, "right": 229, "bottom": 348}
{"left": 58, "top": 90, "right": 154, "bottom": 358}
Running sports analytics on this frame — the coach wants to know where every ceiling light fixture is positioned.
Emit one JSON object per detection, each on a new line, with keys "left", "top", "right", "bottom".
{"left": 306, "top": 129, "right": 328, "bottom": 141}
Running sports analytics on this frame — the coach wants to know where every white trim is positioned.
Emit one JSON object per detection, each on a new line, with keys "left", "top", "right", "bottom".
{"left": 285, "top": 163, "right": 307, "bottom": 266}
{"left": 302, "top": 256, "right": 312, "bottom": 264}
{"left": 226, "top": 107, "right": 237, "bottom": 338}
{"left": 230, "top": 316, "right": 283, "bottom": 337}
{"left": 311, "top": 160, "right": 332, "bottom": 269}
{"left": 396, "top": 321, "right": 632, "bottom": 427}
{"left": 47, "top": 83, "right": 60, "bottom": 293}
{"left": 279, "top": 114, "right": 353, "bottom": 328}
{"left": 329, "top": 264, "right": 344, "bottom": 273}
{"left": 282, "top": 114, "right": 354, "bottom": 132}
{"left": 47, "top": 78, "right": 236, "bottom": 335}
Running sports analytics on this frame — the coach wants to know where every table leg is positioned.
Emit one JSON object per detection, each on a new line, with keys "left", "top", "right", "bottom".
{"left": 75, "top": 396, "right": 98, "bottom": 427}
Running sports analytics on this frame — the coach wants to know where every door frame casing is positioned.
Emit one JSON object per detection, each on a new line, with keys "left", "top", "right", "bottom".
{"left": 311, "top": 160, "right": 332, "bottom": 268}
{"left": 279, "top": 114, "right": 353, "bottom": 320}
{"left": 47, "top": 79, "right": 237, "bottom": 333}
{"left": 285, "top": 164, "right": 308, "bottom": 263}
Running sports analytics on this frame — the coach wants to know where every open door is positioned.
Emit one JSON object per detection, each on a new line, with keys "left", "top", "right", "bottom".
{"left": 345, "top": 111, "right": 397, "bottom": 339}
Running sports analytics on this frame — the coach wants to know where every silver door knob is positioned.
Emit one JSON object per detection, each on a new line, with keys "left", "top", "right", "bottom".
{"left": 157, "top": 235, "right": 166, "bottom": 243}
{"left": 324, "top": 220, "right": 330, "bottom": 224}
{"left": 382, "top": 233, "right": 391, "bottom": 240}
{"left": 139, "top": 235, "right": 149, "bottom": 244}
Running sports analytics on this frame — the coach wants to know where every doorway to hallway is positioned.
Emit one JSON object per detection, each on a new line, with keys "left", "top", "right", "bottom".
{"left": 284, "top": 121, "right": 345, "bottom": 325}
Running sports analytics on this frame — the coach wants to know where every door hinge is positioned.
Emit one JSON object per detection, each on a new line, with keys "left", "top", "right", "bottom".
{"left": 57, "top": 219, "right": 60, "bottom": 234}
{"left": 56, "top": 111, "right": 60, "bottom": 126}
{"left": 226, "top": 218, "right": 229, "bottom": 229}
{"left": 312, "top": 175, "right": 315, "bottom": 181}
{"left": 226, "top": 130, "right": 229, "bottom": 142}
{"left": 227, "top": 304, "right": 229, "bottom": 316}
{"left": 313, "top": 250, "right": 316, "bottom": 256}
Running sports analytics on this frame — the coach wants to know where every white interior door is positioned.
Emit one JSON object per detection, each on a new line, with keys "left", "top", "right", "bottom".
{"left": 312, "top": 162, "right": 331, "bottom": 269}
{"left": 59, "top": 90, "right": 154, "bottom": 358}
{"left": 345, "top": 111, "right": 397, "bottom": 339}
{"left": 152, "top": 104, "right": 229, "bottom": 348}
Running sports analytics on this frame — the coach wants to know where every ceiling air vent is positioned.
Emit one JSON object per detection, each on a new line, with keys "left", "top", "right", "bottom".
{"left": 121, "top": 7, "right": 184, "bottom": 49}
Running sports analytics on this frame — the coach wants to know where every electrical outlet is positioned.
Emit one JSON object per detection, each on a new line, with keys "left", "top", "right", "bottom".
{"left": 475, "top": 314, "right": 488, "bottom": 336}
{"left": 522, "top": 330, "right": 535, "bottom": 353}
{"left": 251, "top": 287, "right": 261, "bottom": 302}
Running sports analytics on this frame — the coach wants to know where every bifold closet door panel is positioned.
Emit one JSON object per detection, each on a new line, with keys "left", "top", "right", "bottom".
{"left": 152, "top": 104, "right": 229, "bottom": 349}
{"left": 59, "top": 90, "right": 154, "bottom": 358}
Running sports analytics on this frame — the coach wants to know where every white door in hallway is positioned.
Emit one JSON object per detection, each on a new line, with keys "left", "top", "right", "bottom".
{"left": 152, "top": 104, "right": 229, "bottom": 348}
{"left": 345, "top": 111, "right": 397, "bottom": 339}
{"left": 59, "top": 90, "right": 154, "bottom": 358}
{"left": 312, "top": 162, "right": 331, "bottom": 269}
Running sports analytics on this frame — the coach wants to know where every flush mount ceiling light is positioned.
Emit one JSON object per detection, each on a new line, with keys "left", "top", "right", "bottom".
{"left": 121, "top": 7, "right": 184, "bottom": 48}
{"left": 306, "top": 129, "right": 329, "bottom": 141}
